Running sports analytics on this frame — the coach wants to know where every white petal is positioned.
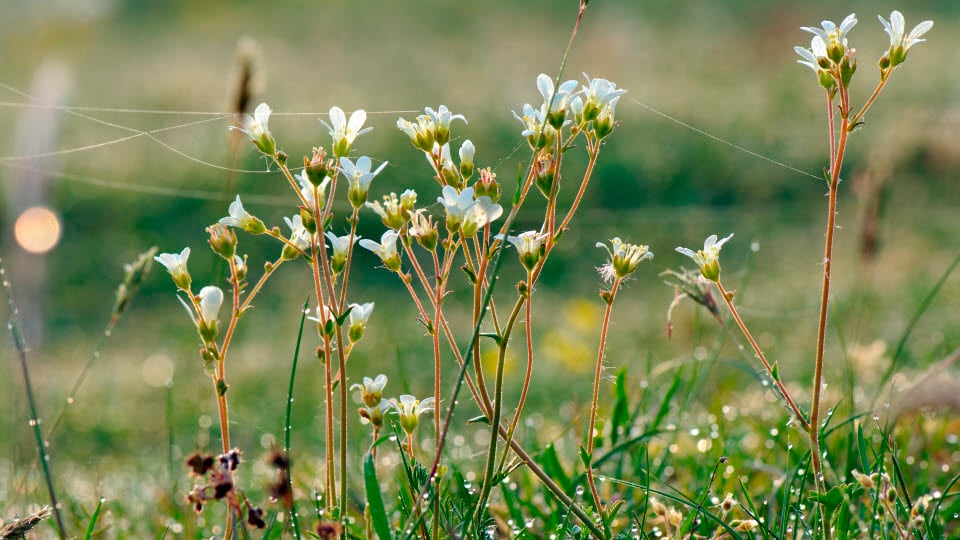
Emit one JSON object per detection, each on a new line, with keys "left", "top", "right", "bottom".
{"left": 328, "top": 106, "right": 346, "bottom": 130}
{"left": 906, "top": 20, "right": 933, "bottom": 43}
{"left": 347, "top": 109, "right": 367, "bottom": 134}
{"left": 890, "top": 11, "right": 905, "bottom": 39}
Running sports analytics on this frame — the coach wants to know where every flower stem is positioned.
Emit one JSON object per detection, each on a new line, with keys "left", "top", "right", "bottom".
{"left": 496, "top": 271, "right": 535, "bottom": 474}
{"left": 473, "top": 296, "right": 526, "bottom": 530}
{"left": 849, "top": 77, "right": 890, "bottom": 128}
{"left": 809, "top": 103, "right": 851, "bottom": 540}
{"left": 715, "top": 280, "right": 809, "bottom": 430}
{"left": 585, "top": 277, "right": 621, "bottom": 517}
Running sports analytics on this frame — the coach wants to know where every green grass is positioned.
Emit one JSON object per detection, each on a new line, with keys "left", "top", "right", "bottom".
{"left": 3, "top": 1, "right": 960, "bottom": 538}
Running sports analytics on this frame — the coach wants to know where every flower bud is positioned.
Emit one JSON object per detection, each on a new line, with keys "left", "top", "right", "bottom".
{"left": 818, "top": 70, "right": 836, "bottom": 90}
{"left": 207, "top": 224, "right": 237, "bottom": 260}
{"left": 304, "top": 148, "right": 333, "bottom": 186}
{"left": 459, "top": 139, "right": 475, "bottom": 180}
{"left": 840, "top": 54, "right": 856, "bottom": 87}
{"left": 592, "top": 110, "right": 616, "bottom": 139}
{"left": 878, "top": 53, "right": 891, "bottom": 71}
{"left": 474, "top": 167, "right": 501, "bottom": 203}
{"left": 197, "top": 286, "right": 224, "bottom": 343}
{"left": 232, "top": 255, "right": 247, "bottom": 282}
{"left": 534, "top": 153, "right": 556, "bottom": 198}
{"left": 299, "top": 206, "right": 317, "bottom": 234}
{"left": 389, "top": 188, "right": 410, "bottom": 212}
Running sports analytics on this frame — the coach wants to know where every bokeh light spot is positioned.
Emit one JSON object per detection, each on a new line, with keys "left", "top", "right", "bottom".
{"left": 14, "top": 206, "right": 62, "bottom": 254}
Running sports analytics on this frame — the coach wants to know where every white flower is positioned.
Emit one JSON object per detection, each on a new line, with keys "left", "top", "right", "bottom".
{"left": 350, "top": 373, "right": 387, "bottom": 398}
{"left": 569, "top": 95, "right": 584, "bottom": 120}
{"left": 359, "top": 230, "right": 401, "bottom": 272}
{"left": 537, "top": 73, "right": 579, "bottom": 126}
{"left": 366, "top": 192, "right": 406, "bottom": 229}
{"left": 878, "top": 11, "right": 933, "bottom": 67}
{"left": 675, "top": 233, "right": 733, "bottom": 282}
{"left": 357, "top": 398, "right": 393, "bottom": 428}
{"left": 597, "top": 237, "right": 653, "bottom": 281}
{"left": 801, "top": 13, "right": 856, "bottom": 61}
{"left": 347, "top": 302, "right": 374, "bottom": 343}
{"left": 320, "top": 106, "right": 372, "bottom": 157}
{"left": 513, "top": 102, "right": 552, "bottom": 147}
{"left": 155, "top": 247, "right": 191, "bottom": 290}
{"left": 501, "top": 230, "right": 548, "bottom": 271}
{"left": 795, "top": 36, "right": 829, "bottom": 72}
{"left": 352, "top": 374, "right": 388, "bottom": 405}
{"left": 397, "top": 115, "right": 435, "bottom": 151}
{"left": 218, "top": 195, "right": 266, "bottom": 234}
{"left": 400, "top": 189, "right": 417, "bottom": 211}
{"left": 341, "top": 156, "right": 388, "bottom": 208}
{"left": 282, "top": 215, "right": 311, "bottom": 259}
{"left": 437, "top": 185, "right": 476, "bottom": 230}
{"left": 581, "top": 73, "right": 627, "bottom": 121}
{"left": 324, "top": 230, "right": 358, "bottom": 272}
{"left": 231, "top": 103, "right": 276, "bottom": 155}
{"left": 409, "top": 209, "right": 438, "bottom": 251}
{"left": 424, "top": 105, "right": 466, "bottom": 145}
{"left": 197, "top": 285, "right": 224, "bottom": 324}
{"left": 461, "top": 195, "right": 503, "bottom": 238}
{"left": 394, "top": 394, "right": 436, "bottom": 435}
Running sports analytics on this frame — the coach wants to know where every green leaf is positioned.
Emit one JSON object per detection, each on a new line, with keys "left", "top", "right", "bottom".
{"left": 651, "top": 366, "right": 683, "bottom": 432}
{"left": 466, "top": 415, "right": 491, "bottom": 425}
{"left": 364, "top": 453, "right": 392, "bottom": 540}
{"left": 538, "top": 444, "right": 572, "bottom": 493}
{"left": 836, "top": 497, "right": 851, "bottom": 540}
{"left": 609, "top": 367, "right": 628, "bottom": 447}
{"left": 856, "top": 423, "right": 869, "bottom": 471}
{"left": 808, "top": 486, "right": 845, "bottom": 527}
{"left": 83, "top": 497, "right": 104, "bottom": 540}
{"left": 479, "top": 332, "right": 502, "bottom": 345}
{"left": 336, "top": 305, "right": 354, "bottom": 326}
{"left": 578, "top": 444, "right": 592, "bottom": 469}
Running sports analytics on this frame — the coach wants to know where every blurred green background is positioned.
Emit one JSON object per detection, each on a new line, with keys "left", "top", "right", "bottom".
{"left": 1, "top": 0, "right": 958, "bottom": 534}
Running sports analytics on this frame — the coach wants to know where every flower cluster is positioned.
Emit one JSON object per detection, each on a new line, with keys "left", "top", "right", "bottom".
{"left": 514, "top": 72, "right": 626, "bottom": 148}
{"left": 795, "top": 11, "right": 932, "bottom": 88}
{"left": 351, "top": 374, "right": 434, "bottom": 437}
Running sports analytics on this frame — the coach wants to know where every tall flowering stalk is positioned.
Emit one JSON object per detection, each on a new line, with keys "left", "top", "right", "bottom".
{"left": 796, "top": 12, "right": 931, "bottom": 537}
{"left": 672, "top": 12, "right": 933, "bottom": 539}
{"left": 586, "top": 239, "right": 653, "bottom": 523}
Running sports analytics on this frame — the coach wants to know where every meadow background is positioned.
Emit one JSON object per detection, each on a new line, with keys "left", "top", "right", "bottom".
{"left": 2, "top": 0, "right": 959, "bottom": 536}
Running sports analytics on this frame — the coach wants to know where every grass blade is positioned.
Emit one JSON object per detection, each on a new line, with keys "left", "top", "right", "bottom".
{"left": 1, "top": 258, "right": 68, "bottom": 539}
{"left": 364, "top": 452, "right": 392, "bottom": 540}
{"left": 83, "top": 497, "right": 104, "bottom": 540}
{"left": 282, "top": 299, "right": 310, "bottom": 540}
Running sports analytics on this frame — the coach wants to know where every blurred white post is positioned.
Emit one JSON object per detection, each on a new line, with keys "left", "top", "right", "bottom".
{"left": 3, "top": 60, "right": 73, "bottom": 345}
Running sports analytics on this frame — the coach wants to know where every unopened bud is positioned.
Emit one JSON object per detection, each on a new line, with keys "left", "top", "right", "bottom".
{"left": 207, "top": 224, "right": 237, "bottom": 260}
{"left": 534, "top": 153, "right": 556, "bottom": 198}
